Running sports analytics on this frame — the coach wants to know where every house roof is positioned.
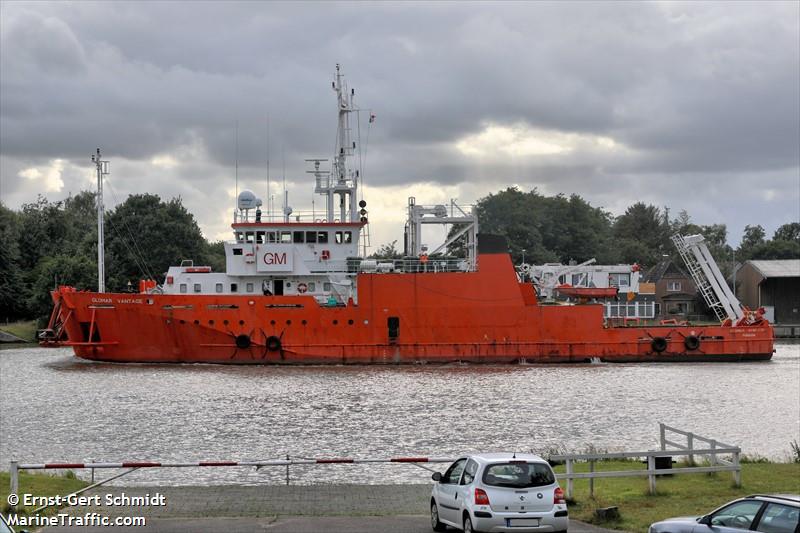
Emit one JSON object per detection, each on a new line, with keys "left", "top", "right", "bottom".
{"left": 747, "top": 259, "right": 800, "bottom": 279}
{"left": 643, "top": 259, "right": 690, "bottom": 282}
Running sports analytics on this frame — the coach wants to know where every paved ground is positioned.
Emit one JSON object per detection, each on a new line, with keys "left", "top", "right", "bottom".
{"left": 43, "top": 515, "right": 621, "bottom": 532}
{"left": 37, "top": 485, "right": 620, "bottom": 532}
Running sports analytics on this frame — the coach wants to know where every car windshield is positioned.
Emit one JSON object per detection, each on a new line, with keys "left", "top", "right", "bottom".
{"left": 482, "top": 461, "right": 555, "bottom": 488}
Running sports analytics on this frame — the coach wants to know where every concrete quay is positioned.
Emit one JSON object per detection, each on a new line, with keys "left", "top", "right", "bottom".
{"left": 40, "top": 484, "right": 622, "bottom": 532}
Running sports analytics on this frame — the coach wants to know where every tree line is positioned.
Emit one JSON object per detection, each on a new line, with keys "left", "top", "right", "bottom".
{"left": 2, "top": 187, "right": 798, "bottom": 322}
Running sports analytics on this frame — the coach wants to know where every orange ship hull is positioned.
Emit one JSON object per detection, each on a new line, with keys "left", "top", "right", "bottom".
{"left": 45, "top": 253, "right": 774, "bottom": 364}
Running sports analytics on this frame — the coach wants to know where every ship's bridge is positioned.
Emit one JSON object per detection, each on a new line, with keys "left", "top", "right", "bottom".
{"left": 227, "top": 221, "right": 364, "bottom": 276}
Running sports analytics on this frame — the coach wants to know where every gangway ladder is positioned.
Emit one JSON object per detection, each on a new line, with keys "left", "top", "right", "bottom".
{"left": 671, "top": 234, "right": 744, "bottom": 323}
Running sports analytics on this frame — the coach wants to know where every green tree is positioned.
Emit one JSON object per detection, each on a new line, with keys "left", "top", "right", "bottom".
{"left": 613, "top": 203, "right": 670, "bottom": 266}
{"left": 0, "top": 203, "right": 24, "bottom": 320}
{"left": 773, "top": 222, "right": 800, "bottom": 243}
{"left": 105, "top": 194, "right": 215, "bottom": 290}
{"left": 370, "top": 240, "right": 402, "bottom": 259}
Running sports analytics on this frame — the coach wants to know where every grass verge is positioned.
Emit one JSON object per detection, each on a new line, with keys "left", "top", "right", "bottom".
{"left": 0, "top": 470, "right": 89, "bottom": 516}
{"left": 0, "top": 320, "right": 37, "bottom": 343}
{"left": 553, "top": 460, "right": 800, "bottom": 533}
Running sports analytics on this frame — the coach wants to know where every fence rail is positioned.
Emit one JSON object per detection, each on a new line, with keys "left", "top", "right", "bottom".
{"left": 551, "top": 423, "right": 741, "bottom": 498}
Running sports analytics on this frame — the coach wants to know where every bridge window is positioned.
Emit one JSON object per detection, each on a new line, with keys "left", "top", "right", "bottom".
{"left": 231, "top": 283, "right": 238, "bottom": 293}
{"left": 317, "top": 231, "right": 329, "bottom": 244}
{"left": 308, "top": 282, "right": 316, "bottom": 292}
{"left": 246, "top": 282, "right": 254, "bottom": 292}
{"left": 335, "top": 231, "right": 353, "bottom": 244}
{"left": 256, "top": 231, "right": 265, "bottom": 244}
{"left": 293, "top": 231, "right": 305, "bottom": 243}
{"left": 323, "top": 282, "right": 331, "bottom": 291}
{"left": 245, "top": 232, "right": 255, "bottom": 243}
{"left": 280, "top": 231, "right": 292, "bottom": 243}
{"left": 267, "top": 231, "right": 278, "bottom": 243}
{"left": 215, "top": 283, "right": 223, "bottom": 293}
{"left": 305, "top": 231, "right": 317, "bottom": 243}
{"left": 193, "top": 283, "right": 202, "bottom": 293}
{"left": 233, "top": 248, "right": 243, "bottom": 256}
{"left": 180, "top": 283, "right": 187, "bottom": 293}
{"left": 235, "top": 232, "right": 243, "bottom": 243}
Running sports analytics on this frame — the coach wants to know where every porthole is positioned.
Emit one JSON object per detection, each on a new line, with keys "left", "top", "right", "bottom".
{"left": 270, "top": 320, "right": 276, "bottom": 325}
{"left": 194, "top": 320, "right": 200, "bottom": 325}
{"left": 239, "top": 320, "right": 245, "bottom": 326}
{"left": 208, "top": 320, "right": 215, "bottom": 325}
{"left": 301, "top": 320, "right": 307, "bottom": 325}
{"left": 286, "top": 320, "right": 292, "bottom": 326}
{"left": 348, "top": 319, "right": 354, "bottom": 325}
{"left": 333, "top": 320, "right": 338, "bottom": 325}
{"left": 223, "top": 320, "right": 229, "bottom": 325}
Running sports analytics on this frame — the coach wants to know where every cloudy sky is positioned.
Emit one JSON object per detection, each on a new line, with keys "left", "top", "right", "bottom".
{"left": 1, "top": 1, "right": 798, "bottom": 250}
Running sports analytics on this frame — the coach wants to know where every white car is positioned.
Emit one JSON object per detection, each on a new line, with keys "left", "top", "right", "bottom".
{"left": 430, "top": 453, "right": 568, "bottom": 533}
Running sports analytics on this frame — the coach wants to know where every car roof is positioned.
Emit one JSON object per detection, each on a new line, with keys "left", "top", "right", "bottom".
{"left": 748, "top": 494, "right": 800, "bottom": 505}
{"left": 466, "top": 453, "right": 548, "bottom": 464}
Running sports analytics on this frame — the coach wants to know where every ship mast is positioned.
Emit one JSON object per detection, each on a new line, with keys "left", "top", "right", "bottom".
{"left": 318, "top": 63, "right": 359, "bottom": 223}
{"left": 91, "top": 148, "right": 109, "bottom": 293}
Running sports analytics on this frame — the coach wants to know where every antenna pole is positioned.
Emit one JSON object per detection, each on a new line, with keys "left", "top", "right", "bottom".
{"left": 92, "top": 148, "right": 108, "bottom": 293}
{"left": 235, "top": 120, "right": 239, "bottom": 204}
{"left": 266, "top": 114, "right": 270, "bottom": 220}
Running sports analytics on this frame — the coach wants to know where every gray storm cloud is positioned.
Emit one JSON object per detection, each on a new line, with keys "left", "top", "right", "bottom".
{"left": 1, "top": 1, "right": 798, "bottom": 247}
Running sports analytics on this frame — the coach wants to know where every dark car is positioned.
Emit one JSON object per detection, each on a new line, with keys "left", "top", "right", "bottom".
{"left": 649, "top": 494, "right": 799, "bottom": 533}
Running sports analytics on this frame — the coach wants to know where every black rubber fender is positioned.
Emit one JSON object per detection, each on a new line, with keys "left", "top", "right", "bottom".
{"left": 684, "top": 335, "right": 701, "bottom": 351}
{"left": 266, "top": 335, "right": 282, "bottom": 352}
{"left": 651, "top": 336, "right": 668, "bottom": 353}
{"left": 235, "top": 334, "right": 251, "bottom": 349}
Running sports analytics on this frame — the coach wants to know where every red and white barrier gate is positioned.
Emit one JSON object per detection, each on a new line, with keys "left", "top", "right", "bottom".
{"left": 8, "top": 456, "right": 457, "bottom": 502}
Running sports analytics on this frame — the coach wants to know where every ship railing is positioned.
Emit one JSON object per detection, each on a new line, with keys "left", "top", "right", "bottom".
{"left": 307, "top": 257, "right": 475, "bottom": 274}
{"left": 550, "top": 423, "right": 741, "bottom": 500}
{"left": 235, "top": 209, "right": 360, "bottom": 224}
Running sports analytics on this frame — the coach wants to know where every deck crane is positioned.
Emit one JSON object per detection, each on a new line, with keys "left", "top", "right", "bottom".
{"left": 671, "top": 234, "right": 757, "bottom": 324}
{"left": 526, "top": 258, "right": 597, "bottom": 300}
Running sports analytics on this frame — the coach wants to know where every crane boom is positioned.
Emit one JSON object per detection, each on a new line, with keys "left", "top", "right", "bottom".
{"left": 671, "top": 234, "right": 744, "bottom": 323}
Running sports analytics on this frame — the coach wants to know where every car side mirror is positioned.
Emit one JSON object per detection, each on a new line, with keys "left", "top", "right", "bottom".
{"left": 432, "top": 472, "right": 442, "bottom": 482}
{"left": 698, "top": 515, "right": 713, "bottom": 526}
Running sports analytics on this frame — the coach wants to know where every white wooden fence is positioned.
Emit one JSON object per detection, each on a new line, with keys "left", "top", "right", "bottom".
{"left": 550, "top": 423, "right": 741, "bottom": 498}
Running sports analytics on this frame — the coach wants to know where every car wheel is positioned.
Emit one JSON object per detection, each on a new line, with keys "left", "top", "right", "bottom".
{"left": 430, "top": 501, "right": 446, "bottom": 532}
{"left": 463, "top": 515, "right": 476, "bottom": 533}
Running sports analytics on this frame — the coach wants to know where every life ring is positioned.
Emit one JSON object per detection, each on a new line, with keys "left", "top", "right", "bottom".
{"left": 266, "top": 336, "right": 282, "bottom": 352}
{"left": 297, "top": 283, "right": 308, "bottom": 294}
{"left": 651, "top": 337, "right": 668, "bottom": 353}
{"left": 684, "top": 335, "right": 701, "bottom": 351}
{"left": 235, "top": 334, "right": 251, "bottom": 349}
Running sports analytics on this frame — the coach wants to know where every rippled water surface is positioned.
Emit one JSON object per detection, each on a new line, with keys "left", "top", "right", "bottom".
{"left": 2, "top": 344, "right": 798, "bottom": 485}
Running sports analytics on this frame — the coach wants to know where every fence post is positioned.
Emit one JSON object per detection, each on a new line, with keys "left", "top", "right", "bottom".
{"left": 687, "top": 433, "right": 695, "bottom": 465}
{"left": 285, "top": 455, "right": 290, "bottom": 486}
{"left": 10, "top": 461, "right": 19, "bottom": 506}
{"left": 659, "top": 423, "right": 666, "bottom": 451}
{"left": 733, "top": 450, "right": 741, "bottom": 487}
{"left": 588, "top": 460, "right": 595, "bottom": 499}
{"left": 565, "top": 459, "right": 573, "bottom": 500}
{"left": 710, "top": 440, "right": 717, "bottom": 466}
{"left": 647, "top": 455, "right": 656, "bottom": 495}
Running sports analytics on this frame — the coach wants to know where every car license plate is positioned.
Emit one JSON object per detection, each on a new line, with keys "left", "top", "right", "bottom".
{"left": 507, "top": 518, "right": 540, "bottom": 527}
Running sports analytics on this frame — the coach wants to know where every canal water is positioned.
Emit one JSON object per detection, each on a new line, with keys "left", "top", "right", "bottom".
{"left": 1, "top": 343, "right": 798, "bottom": 486}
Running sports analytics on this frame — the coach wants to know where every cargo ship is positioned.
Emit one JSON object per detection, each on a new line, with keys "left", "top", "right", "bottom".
{"left": 40, "top": 66, "right": 774, "bottom": 364}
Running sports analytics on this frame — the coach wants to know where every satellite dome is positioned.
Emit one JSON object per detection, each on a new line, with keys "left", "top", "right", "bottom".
{"left": 237, "top": 190, "right": 259, "bottom": 210}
